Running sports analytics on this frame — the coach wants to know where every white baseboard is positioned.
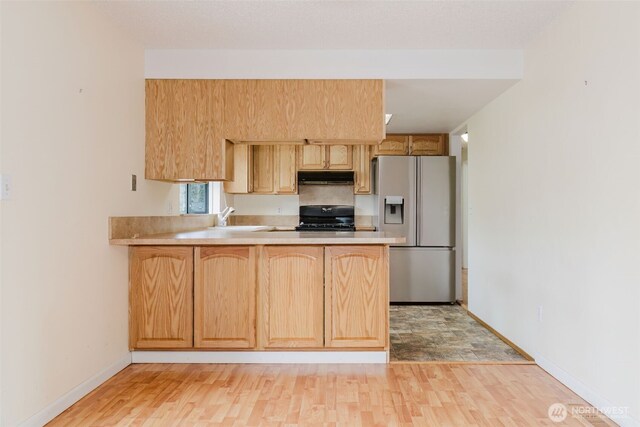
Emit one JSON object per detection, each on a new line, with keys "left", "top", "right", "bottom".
{"left": 132, "top": 350, "right": 388, "bottom": 364}
{"left": 536, "top": 355, "right": 639, "bottom": 427}
{"left": 18, "top": 352, "right": 132, "bottom": 427}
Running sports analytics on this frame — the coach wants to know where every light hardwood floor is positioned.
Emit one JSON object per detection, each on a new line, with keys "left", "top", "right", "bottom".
{"left": 48, "top": 363, "right": 613, "bottom": 426}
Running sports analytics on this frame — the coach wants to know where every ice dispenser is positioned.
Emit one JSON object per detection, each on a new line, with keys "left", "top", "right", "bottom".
{"left": 384, "top": 196, "right": 404, "bottom": 224}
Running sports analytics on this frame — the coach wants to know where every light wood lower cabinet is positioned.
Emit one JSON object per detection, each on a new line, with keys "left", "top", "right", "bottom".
{"left": 129, "top": 246, "right": 194, "bottom": 349}
{"left": 129, "top": 244, "right": 389, "bottom": 351}
{"left": 194, "top": 247, "right": 256, "bottom": 349}
{"left": 259, "top": 246, "right": 324, "bottom": 348}
{"left": 325, "top": 246, "right": 388, "bottom": 348}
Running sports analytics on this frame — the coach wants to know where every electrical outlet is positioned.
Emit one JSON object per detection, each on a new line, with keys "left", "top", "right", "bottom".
{"left": 131, "top": 174, "right": 137, "bottom": 191}
{"left": 277, "top": 207, "right": 282, "bottom": 214}
{"left": 537, "top": 305, "right": 543, "bottom": 322}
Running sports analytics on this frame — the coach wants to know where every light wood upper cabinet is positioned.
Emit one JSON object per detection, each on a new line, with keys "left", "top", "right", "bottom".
{"left": 325, "top": 246, "right": 388, "bottom": 348}
{"left": 224, "top": 80, "right": 385, "bottom": 143}
{"left": 373, "top": 135, "right": 409, "bottom": 156}
{"left": 274, "top": 145, "right": 298, "bottom": 194}
{"left": 252, "top": 145, "right": 275, "bottom": 193}
{"left": 249, "top": 145, "right": 298, "bottom": 194}
{"left": 194, "top": 246, "right": 256, "bottom": 349}
{"left": 145, "top": 80, "right": 233, "bottom": 181}
{"left": 372, "top": 134, "right": 448, "bottom": 157}
{"left": 298, "top": 145, "right": 352, "bottom": 170}
{"left": 297, "top": 145, "right": 326, "bottom": 170}
{"left": 409, "top": 134, "right": 448, "bottom": 156}
{"left": 327, "top": 145, "right": 353, "bottom": 170}
{"left": 353, "top": 145, "right": 372, "bottom": 195}
{"left": 129, "top": 246, "right": 193, "bottom": 349}
{"left": 224, "top": 144, "right": 253, "bottom": 194}
{"left": 259, "top": 246, "right": 324, "bottom": 348}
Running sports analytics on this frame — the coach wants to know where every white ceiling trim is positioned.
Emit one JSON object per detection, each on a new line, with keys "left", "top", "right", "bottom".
{"left": 144, "top": 49, "right": 523, "bottom": 79}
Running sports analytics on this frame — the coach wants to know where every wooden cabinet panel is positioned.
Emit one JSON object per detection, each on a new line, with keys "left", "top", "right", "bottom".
{"left": 298, "top": 145, "right": 352, "bottom": 170}
{"left": 409, "top": 134, "right": 448, "bottom": 156}
{"left": 353, "top": 145, "right": 372, "bottom": 194}
{"left": 260, "top": 246, "right": 324, "bottom": 348}
{"left": 194, "top": 247, "right": 256, "bottom": 349}
{"left": 224, "top": 144, "right": 253, "bottom": 194}
{"left": 145, "top": 80, "right": 232, "bottom": 181}
{"left": 297, "top": 145, "right": 326, "bottom": 170}
{"left": 224, "top": 80, "right": 384, "bottom": 143}
{"left": 252, "top": 145, "right": 275, "bottom": 194}
{"left": 309, "top": 80, "right": 385, "bottom": 142}
{"left": 224, "top": 80, "right": 305, "bottom": 143}
{"left": 250, "top": 145, "right": 298, "bottom": 194}
{"left": 325, "top": 246, "right": 387, "bottom": 348}
{"left": 373, "top": 135, "right": 409, "bottom": 156}
{"left": 129, "top": 246, "right": 193, "bottom": 349}
{"left": 327, "top": 145, "right": 353, "bottom": 170}
{"left": 275, "top": 146, "right": 298, "bottom": 194}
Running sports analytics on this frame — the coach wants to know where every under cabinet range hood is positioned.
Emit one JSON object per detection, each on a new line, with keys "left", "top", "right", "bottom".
{"left": 298, "top": 171, "right": 355, "bottom": 185}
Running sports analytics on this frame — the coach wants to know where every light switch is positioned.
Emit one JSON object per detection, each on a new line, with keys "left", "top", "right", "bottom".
{"left": 131, "top": 174, "right": 137, "bottom": 191}
{"left": 0, "top": 174, "right": 11, "bottom": 200}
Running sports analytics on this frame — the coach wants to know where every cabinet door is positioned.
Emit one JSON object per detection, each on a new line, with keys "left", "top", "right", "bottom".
{"left": 311, "top": 80, "right": 385, "bottom": 141}
{"left": 224, "top": 79, "right": 384, "bottom": 143}
{"left": 260, "top": 246, "right": 324, "bottom": 348}
{"left": 194, "top": 247, "right": 256, "bottom": 349}
{"left": 325, "top": 246, "right": 388, "bottom": 348}
{"left": 224, "top": 144, "right": 253, "bottom": 194}
{"left": 145, "top": 80, "right": 231, "bottom": 181}
{"left": 327, "top": 145, "right": 353, "bottom": 170}
{"left": 373, "top": 135, "right": 409, "bottom": 156}
{"left": 252, "top": 145, "right": 275, "bottom": 193}
{"left": 353, "top": 145, "right": 372, "bottom": 194}
{"left": 129, "top": 246, "right": 193, "bottom": 349}
{"left": 298, "top": 145, "right": 326, "bottom": 170}
{"left": 224, "top": 80, "right": 306, "bottom": 143}
{"left": 409, "top": 134, "right": 447, "bottom": 156}
{"left": 275, "top": 145, "right": 298, "bottom": 194}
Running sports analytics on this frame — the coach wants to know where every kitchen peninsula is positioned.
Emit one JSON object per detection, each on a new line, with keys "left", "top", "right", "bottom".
{"left": 111, "top": 226, "right": 404, "bottom": 363}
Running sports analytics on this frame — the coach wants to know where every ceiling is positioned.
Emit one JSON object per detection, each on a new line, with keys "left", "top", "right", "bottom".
{"left": 385, "top": 79, "right": 517, "bottom": 133}
{"left": 97, "top": 1, "right": 571, "bottom": 50}
{"left": 95, "top": 1, "right": 567, "bottom": 132}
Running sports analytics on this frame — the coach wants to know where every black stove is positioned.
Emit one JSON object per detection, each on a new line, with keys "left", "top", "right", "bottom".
{"left": 296, "top": 205, "right": 355, "bottom": 232}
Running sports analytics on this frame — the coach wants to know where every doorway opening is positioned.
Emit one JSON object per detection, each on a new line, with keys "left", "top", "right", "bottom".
{"left": 389, "top": 132, "right": 530, "bottom": 363}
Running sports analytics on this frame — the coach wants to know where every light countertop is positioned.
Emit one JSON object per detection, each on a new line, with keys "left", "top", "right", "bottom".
{"left": 110, "top": 228, "right": 404, "bottom": 246}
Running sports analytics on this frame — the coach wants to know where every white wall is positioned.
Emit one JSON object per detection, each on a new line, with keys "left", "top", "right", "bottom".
{"left": 467, "top": 2, "right": 640, "bottom": 425}
{"left": 145, "top": 49, "right": 523, "bottom": 79}
{"left": 0, "top": 3, "right": 178, "bottom": 426}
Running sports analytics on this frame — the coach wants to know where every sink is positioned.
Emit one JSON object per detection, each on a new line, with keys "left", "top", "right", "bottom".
{"left": 209, "top": 225, "right": 276, "bottom": 232}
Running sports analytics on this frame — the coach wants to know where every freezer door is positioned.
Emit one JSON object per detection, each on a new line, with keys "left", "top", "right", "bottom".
{"left": 417, "top": 156, "right": 456, "bottom": 247}
{"left": 390, "top": 247, "right": 455, "bottom": 303}
{"left": 376, "top": 156, "right": 416, "bottom": 246}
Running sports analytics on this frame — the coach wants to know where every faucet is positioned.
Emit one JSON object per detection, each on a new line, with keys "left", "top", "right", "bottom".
{"left": 217, "top": 206, "right": 235, "bottom": 227}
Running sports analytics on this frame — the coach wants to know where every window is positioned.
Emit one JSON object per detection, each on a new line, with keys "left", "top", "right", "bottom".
{"left": 179, "top": 182, "right": 223, "bottom": 214}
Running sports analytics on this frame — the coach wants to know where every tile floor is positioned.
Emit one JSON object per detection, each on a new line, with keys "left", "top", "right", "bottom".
{"left": 390, "top": 304, "right": 527, "bottom": 362}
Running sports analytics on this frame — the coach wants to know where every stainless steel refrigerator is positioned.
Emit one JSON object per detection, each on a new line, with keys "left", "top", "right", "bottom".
{"left": 374, "top": 156, "right": 456, "bottom": 302}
